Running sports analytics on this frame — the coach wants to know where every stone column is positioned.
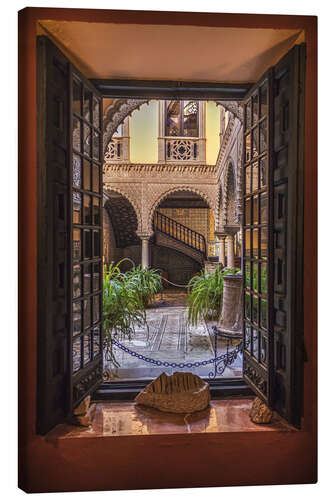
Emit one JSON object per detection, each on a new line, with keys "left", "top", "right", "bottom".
{"left": 226, "top": 235, "right": 235, "bottom": 269}
{"left": 215, "top": 231, "right": 227, "bottom": 267}
{"left": 217, "top": 274, "right": 243, "bottom": 337}
{"left": 223, "top": 225, "right": 239, "bottom": 269}
{"left": 137, "top": 232, "right": 153, "bottom": 269}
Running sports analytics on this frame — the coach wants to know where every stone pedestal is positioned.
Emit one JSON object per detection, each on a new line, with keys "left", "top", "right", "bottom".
{"left": 217, "top": 274, "right": 243, "bottom": 336}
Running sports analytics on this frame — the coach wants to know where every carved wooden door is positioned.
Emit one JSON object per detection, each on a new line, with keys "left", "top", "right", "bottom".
{"left": 242, "top": 44, "right": 306, "bottom": 426}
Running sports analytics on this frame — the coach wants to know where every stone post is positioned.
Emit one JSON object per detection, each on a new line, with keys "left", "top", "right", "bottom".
{"left": 217, "top": 274, "right": 243, "bottom": 337}
{"left": 137, "top": 232, "right": 153, "bottom": 269}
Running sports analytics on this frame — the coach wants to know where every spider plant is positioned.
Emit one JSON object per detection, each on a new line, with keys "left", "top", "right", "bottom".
{"left": 125, "top": 265, "right": 162, "bottom": 308}
{"left": 102, "top": 261, "right": 162, "bottom": 366}
{"left": 187, "top": 267, "right": 239, "bottom": 325}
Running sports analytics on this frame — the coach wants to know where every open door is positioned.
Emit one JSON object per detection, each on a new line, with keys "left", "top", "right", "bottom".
{"left": 37, "top": 36, "right": 103, "bottom": 434}
{"left": 242, "top": 44, "right": 306, "bottom": 426}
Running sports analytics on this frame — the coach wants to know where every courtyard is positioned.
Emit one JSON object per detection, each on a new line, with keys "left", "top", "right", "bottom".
{"left": 103, "top": 288, "right": 243, "bottom": 382}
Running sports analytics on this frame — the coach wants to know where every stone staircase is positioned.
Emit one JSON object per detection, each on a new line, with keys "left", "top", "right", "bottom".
{"left": 153, "top": 211, "right": 207, "bottom": 265}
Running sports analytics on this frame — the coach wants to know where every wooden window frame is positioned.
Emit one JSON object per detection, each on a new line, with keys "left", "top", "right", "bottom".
{"left": 18, "top": 8, "right": 317, "bottom": 492}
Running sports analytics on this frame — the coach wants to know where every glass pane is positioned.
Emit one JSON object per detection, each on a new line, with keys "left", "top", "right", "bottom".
{"left": 166, "top": 101, "right": 181, "bottom": 136}
{"left": 93, "top": 262, "right": 100, "bottom": 292}
{"left": 253, "top": 262, "right": 259, "bottom": 292}
{"left": 84, "top": 297, "right": 91, "bottom": 329}
{"left": 261, "top": 228, "right": 268, "bottom": 260}
{"left": 73, "top": 154, "right": 81, "bottom": 187}
{"left": 93, "top": 231, "right": 100, "bottom": 257}
{"left": 183, "top": 101, "right": 198, "bottom": 137}
{"left": 245, "top": 292, "right": 251, "bottom": 320}
{"left": 253, "top": 93, "right": 259, "bottom": 123}
{"left": 261, "top": 263, "right": 268, "bottom": 294}
{"left": 72, "top": 79, "right": 82, "bottom": 115}
{"left": 245, "top": 166, "right": 251, "bottom": 194}
{"left": 72, "top": 337, "right": 81, "bottom": 373}
{"left": 73, "top": 191, "right": 82, "bottom": 224}
{"left": 93, "top": 197, "right": 100, "bottom": 225}
{"left": 260, "top": 193, "right": 268, "bottom": 224}
{"left": 93, "top": 97, "right": 100, "bottom": 129}
{"left": 83, "top": 160, "right": 91, "bottom": 191}
{"left": 93, "top": 131, "right": 100, "bottom": 160}
{"left": 244, "top": 197, "right": 251, "bottom": 226}
{"left": 84, "top": 263, "right": 92, "bottom": 294}
{"left": 245, "top": 134, "right": 251, "bottom": 162}
{"left": 252, "top": 127, "right": 259, "bottom": 158}
{"left": 245, "top": 229, "right": 251, "bottom": 257}
{"left": 253, "top": 195, "right": 259, "bottom": 225}
{"left": 73, "top": 229, "right": 81, "bottom": 262}
{"left": 93, "top": 326, "right": 100, "bottom": 357}
{"left": 92, "top": 164, "right": 100, "bottom": 193}
{"left": 252, "top": 328, "right": 259, "bottom": 359}
{"left": 84, "top": 195, "right": 92, "bottom": 225}
{"left": 84, "top": 229, "right": 92, "bottom": 259}
{"left": 252, "top": 161, "right": 259, "bottom": 192}
{"left": 93, "top": 294, "right": 100, "bottom": 324}
{"left": 261, "top": 297, "right": 268, "bottom": 330}
{"left": 72, "top": 118, "right": 81, "bottom": 152}
{"left": 261, "top": 334, "right": 268, "bottom": 366}
{"left": 260, "top": 119, "right": 267, "bottom": 154}
{"left": 253, "top": 228, "right": 259, "bottom": 257}
{"left": 83, "top": 333, "right": 92, "bottom": 365}
{"left": 245, "top": 261, "right": 251, "bottom": 288}
{"left": 73, "top": 265, "right": 81, "bottom": 299}
{"left": 245, "top": 101, "right": 251, "bottom": 130}
{"left": 260, "top": 157, "right": 268, "bottom": 188}
{"left": 260, "top": 84, "right": 268, "bottom": 117}
{"left": 83, "top": 88, "right": 92, "bottom": 122}
{"left": 73, "top": 301, "right": 82, "bottom": 336}
{"left": 84, "top": 124, "right": 91, "bottom": 157}
{"left": 245, "top": 322, "right": 251, "bottom": 352}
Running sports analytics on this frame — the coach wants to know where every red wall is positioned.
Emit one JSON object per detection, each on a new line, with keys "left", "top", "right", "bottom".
{"left": 18, "top": 8, "right": 317, "bottom": 493}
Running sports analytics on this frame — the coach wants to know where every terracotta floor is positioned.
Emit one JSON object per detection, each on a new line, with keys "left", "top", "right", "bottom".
{"left": 49, "top": 398, "right": 294, "bottom": 440}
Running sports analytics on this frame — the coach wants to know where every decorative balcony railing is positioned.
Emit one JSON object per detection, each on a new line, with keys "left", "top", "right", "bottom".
{"left": 165, "top": 137, "right": 201, "bottom": 162}
{"left": 104, "top": 138, "right": 124, "bottom": 162}
{"left": 153, "top": 211, "right": 207, "bottom": 258}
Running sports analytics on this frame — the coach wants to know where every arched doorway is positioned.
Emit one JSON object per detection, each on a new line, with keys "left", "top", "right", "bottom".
{"left": 151, "top": 189, "right": 216, "bottom": 286}
{"left": 103, "top": 190, "right": 140, "bottom": 271}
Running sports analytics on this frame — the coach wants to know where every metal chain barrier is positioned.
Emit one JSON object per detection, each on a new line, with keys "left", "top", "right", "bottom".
{"left": 111, "top": 332, "right": 245, "bottom": 379}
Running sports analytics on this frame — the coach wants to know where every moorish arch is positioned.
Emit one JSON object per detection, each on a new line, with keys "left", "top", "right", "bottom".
{"left": 146, "top": 185, "right": 219, "bottom": 235}
{"left": 103, "top": 190, "right": 140, "bottom": 249}
{"left": 102, "top": 98, "right": 243, "bottom": 155}
{"left": 221, "top": 156, "right": 242, "bottom": 227}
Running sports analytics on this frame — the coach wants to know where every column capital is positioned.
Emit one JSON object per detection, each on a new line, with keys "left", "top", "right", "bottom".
{"left": 136, "top": 231, "right": 154, "bottom": 240}
{"left": 221, "top": 225, "right": 240, "bottom": 237}
{"left": 214, "top": 230, "right": 228, "bottom": 240}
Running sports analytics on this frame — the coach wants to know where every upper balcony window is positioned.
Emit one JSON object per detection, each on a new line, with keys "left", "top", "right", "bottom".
{"left": 166, "top": 100, "right": 199, "bottom": 137}
{"left": 159, "top": 100, "right": 205, "bottom": 163}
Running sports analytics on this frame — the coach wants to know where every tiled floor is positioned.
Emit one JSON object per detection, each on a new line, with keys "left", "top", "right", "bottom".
{"left": 50, "top": 398, "right": 294, "bottom": 439}
{"left": 104, "top": 288, "right": 243, "bottom": 381}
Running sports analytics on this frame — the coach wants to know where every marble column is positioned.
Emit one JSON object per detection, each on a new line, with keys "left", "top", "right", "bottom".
{"left": 137, "top": 232, "right": 153, "bottom": 269}
{"left": 226, "top": 235, "right": 235, "bottom": 269}
{"left": 223, "top": 225, "right": 240, "bottom": 269}
{"left": 215, "top": 231, "right": 227, "bottom": 267}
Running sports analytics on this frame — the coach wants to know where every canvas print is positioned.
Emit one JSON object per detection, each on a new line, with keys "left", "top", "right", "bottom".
{"left": 18, "top": 7, "right": 317, "bottom": 493}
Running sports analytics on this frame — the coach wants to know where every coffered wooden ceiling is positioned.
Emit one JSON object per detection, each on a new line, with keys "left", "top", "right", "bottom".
{"left": 38, "top": 20, "right": 304, "bottom": 83}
